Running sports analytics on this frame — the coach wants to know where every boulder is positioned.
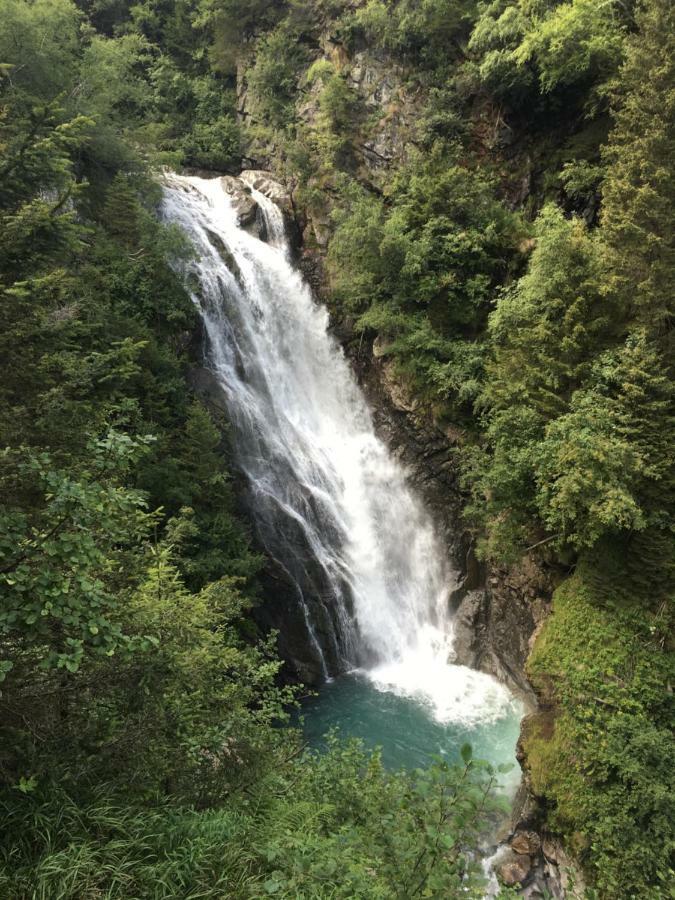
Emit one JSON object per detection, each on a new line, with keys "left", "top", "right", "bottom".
{"left": 380, "top": 359, "right": 419, "bottom": 413}
{"left": 372, "top": 334, "right": 392, "bottom": 359}
{"left": 542, "top": 836, "right": 560, "bottom": 863}
{"left": 511, "top": 830, "right": 542, "bottom": 856}
{"left": 240, "top": 170, "right": 292, "bottom": 214}
{"left": 219, "top": 176, "right": 258, "bottom": 228}
{"left": 497, "top": 851, "right": 532, "bottom": 887}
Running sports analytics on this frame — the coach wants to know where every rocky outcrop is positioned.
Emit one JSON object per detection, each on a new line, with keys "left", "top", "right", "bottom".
{"left": 240, "top": 169, "right": 294, "bottom": 215}
{"left": 196, "top": 171, "right": 299, "bottom": 249}
{"left": 496, "top": 850, "right": 532, "bottom": 888}
{"left": 219, "top": 175, "right": 258, "bottom": 231}
{"left": 451, "top": 557, "right": 555, "bottom": 702}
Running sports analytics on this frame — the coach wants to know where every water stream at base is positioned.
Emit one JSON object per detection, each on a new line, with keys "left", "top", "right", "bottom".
{"left": 160, "top": 173, "right": 522, "bottom": 789}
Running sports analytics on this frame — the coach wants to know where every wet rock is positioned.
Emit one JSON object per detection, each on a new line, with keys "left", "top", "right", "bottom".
{"left": 380, "top": 359, "right": 419, "bottom": 413}
{"left": 511, "top": 779, "right": 543, "bottom": 832}
{"left": 463, "top": 544, "right": 484, "bottom": 591}
{"left": 219, "top": 176, "right": 258, "bottom": 230}
{"left": 449, "top": 589, "right": 483, "bottom": 665}
{"left": 521, "top": 885, "right": 548, "bottom": 899}
{"left": 511, "top": 830, "right": 542, "bottom": 856}
{"left": 539, "top": 836, "right": 587, "bottom": 898}
{"left": 497, "top": 850, "right": 532, "bottom": 887}
{"left": 188, "top": 365, "right": 230, "bottom": 421}
{"left": 372, "top": 334, "right": 392, "bottom": 359}
{"left": 310, "top": 215, "right": 332, "bottom": 248}
{"left": 240, "top": 169, "right": 292, "bottom": 215}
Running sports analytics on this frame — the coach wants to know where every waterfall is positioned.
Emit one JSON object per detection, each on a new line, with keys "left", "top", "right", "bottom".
{"left": 161, "top": 173, "right": 515, "bottom": 728}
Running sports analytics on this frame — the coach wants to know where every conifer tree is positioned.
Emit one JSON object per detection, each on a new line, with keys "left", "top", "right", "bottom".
{"left": 601, "top": 0, "right": 675, "bottom": 343}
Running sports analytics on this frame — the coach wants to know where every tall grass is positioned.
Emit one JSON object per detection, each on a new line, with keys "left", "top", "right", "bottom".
{"left": 0, "top": 789, "right": 263, "bottom": 899}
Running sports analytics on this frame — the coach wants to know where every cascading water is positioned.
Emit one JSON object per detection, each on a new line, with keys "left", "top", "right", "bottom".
{"left": 160, "top": 173, "right": 520, "bottom": 745}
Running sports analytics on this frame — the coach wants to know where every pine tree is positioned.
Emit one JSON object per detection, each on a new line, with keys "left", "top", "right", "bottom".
{"left": 601, "top": 0, "right": 675, "bottom": 344}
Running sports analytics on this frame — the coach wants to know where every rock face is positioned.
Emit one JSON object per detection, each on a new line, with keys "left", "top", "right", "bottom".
{"left": 451, "top": 556, "right": 555, "bottom": 700}
{"left": 240, "top": 169, "right": 294, "bottom": 215}
{"left": 348, "top": 334, "right": 553, "bottom": 705}
{"left": 194, "top": 171, "right": 298, "bottom": 249}
{"left": 490, "top": 823, "right": 585, "bottom": 898}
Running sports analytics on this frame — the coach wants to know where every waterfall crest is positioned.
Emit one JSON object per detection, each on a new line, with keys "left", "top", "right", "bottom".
{"left": 161, "top": 173, "right": 515, "bottom": 727}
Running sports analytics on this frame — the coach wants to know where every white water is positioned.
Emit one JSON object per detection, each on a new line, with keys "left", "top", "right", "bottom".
{"left": 161, "top": 173, "right": 516, "bottom": 729}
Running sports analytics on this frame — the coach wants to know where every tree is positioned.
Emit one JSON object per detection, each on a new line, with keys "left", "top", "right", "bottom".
{"left": 473, "top": 205, "right": 614, "bottom": 557}
{"left": 468, "top": 0, "right": 628, "bottom": 105}
{"left": 601, "top": 0, "right": 675, "bottom": 342}
{"left": 0, "top": 433, "right": 153, "bottom": 677}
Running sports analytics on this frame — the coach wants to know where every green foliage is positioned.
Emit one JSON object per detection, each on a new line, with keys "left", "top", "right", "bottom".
{"left": 248, "top": 21, "right": 312, "bottom": 129}
{"left": 514, "top": 0, "right": 627, "bottom": 95}
{"left": 525, "top": 571, "right": 674, "bottom": 897}
{"left": 349, "top": 0, "right": 476, "bottom": 70}
{"left": 0, "top": 435, "right": 153, "bottom": 673}
{"left": 204, "top": 0, "right": 285, "bottom": 73}
{"left": 0, "top": 4, "right": 268, "bottom": 834}
{"left": 600, "top": 0, "right": 675, "bottom": 339}
{"left": 468, "top": 0, "right": 629, "bottom": 105}
{"left": 181, "top": 114, "right": 241, "bottom": 170}
{"left": 0, "top": 0, "right": 82, "bottom": 102}
{"left": 534, "top": 332, "right": 674, "bottom": 550}
{"left": 299, "top": 61, "right": 360, "bottom": 172}
{"left": 470, "top": 0, "right": 675, "bottom": 568}
{"left": 327, "top": 184, "right": 387, "bottom": 309}
{"left": 461, "top": 9, "right": 675, "bottom": 894}
{"left": 0, "top": 741, "right": 506, "bottom": 898}
{"left": 471, "top": 205, "right": 615, "bottom": 557}
{"left": 467, "top": 0, "right": 536, "bottom": 103}
{"left": 328, "top": 151, "right": 522, "bottom": 415}
{"left": 138, "top": 402, "right": 262, "bottom": 589}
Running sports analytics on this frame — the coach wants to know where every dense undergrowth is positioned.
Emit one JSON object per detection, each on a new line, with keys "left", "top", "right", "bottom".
{"left": 1, "top": 740, "right": 508, "bottom": 898}
{"left": 0, "top": 0, "right": 673, "bottom": 896}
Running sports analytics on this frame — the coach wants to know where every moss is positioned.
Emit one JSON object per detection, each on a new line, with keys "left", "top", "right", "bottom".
{"left": 523, "top": 572, "right": 674, "bottom": 897}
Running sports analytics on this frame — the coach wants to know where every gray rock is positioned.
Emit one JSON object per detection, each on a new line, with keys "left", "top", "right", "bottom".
{"left": 219, "top": 176, "right": 258, "bottom": 229}
{"left": 240, "top": 170, "right": 292, "bottom": 214}
{"left": 497, "top": 850, "right": 532, "bottom": 887}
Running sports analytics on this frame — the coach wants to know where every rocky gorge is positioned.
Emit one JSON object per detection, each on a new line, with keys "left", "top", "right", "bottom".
{"left": 187, "top": 166, "right": 582, "bottom": 897}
